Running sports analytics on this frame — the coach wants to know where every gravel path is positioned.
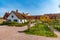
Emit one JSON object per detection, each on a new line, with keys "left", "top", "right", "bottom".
{"left": 0, "top": 25, "right": 60, "bottom": 40}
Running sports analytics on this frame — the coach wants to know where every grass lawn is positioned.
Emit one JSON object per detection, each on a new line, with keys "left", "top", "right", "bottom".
{"left": 53, "top": 25, "right": 60, "bottom": 31}
{"left": 24, "top": 23, "right": 57, "bottom": 37}
{"left": 48, "top": 20, "right": 60, "bottom": 31}
{"left": 50, "top": 24, "right": 60, "bottom": 31}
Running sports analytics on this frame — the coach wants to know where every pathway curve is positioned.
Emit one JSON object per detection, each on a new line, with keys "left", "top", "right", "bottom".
{"left": 0, "top": 24, "right": 60, "bottom": 40}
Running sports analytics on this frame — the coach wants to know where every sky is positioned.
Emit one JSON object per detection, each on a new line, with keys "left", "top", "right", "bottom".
{"left": 0, "top": 0, "right": 60, "bottom": 16}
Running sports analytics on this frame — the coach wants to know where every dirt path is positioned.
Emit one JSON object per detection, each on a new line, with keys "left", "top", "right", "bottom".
{"left": 0, "top": 25, "right": 60, "bottom": 40}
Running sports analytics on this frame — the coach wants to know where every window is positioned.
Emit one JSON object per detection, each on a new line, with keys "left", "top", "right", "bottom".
{"left": 14, "top": 19, "right": 18, "bottom": 22}
{"left": 20, "top": 19, "right": 22, "bottom": 22}
{"left": 8, "top": 19, "right": 11, "bottom": 22}
{"left": 11, "top": 15, "right": 14, "bottom": 18}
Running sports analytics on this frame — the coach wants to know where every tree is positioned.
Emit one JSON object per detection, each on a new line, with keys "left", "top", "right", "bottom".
{"left": 35, "top": 16, "right": 40, "bottom": 30}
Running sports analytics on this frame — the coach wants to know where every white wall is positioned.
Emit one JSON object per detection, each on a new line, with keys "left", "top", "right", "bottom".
{"left": 22, "top": 19, "right": 28, "bottom": 23}
{"left": 7, "top": 12, "right": 28, "bottom": 23}
{"left": 7, "top": 12, "right": 21, "bottom": 23}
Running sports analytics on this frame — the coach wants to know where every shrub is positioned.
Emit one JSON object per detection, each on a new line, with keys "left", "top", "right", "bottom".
{"left": 1, "top": 21, "right": 10, "bottom": 25}
{"left": 48, "top": 20, "right": 60, "bottom": 31}
{"left": 0, "top": 21, "right": 28, "bottom": 27}
{"left": 8, "top": 22, "right": 17, "bottom": 26}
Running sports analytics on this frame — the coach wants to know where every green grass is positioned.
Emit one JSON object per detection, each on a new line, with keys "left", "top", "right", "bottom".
{"left": 24, "top": 23, "right": 57, "bottom": 37}
{"left": 48, "top": 20, "right": 60, "bottom": 31}
{"left": 51, "top": 24, "right": 60, "bottom": 31}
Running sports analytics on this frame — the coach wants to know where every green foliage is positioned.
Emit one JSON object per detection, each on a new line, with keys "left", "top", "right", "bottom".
{"left": 48, "top": 20, "right": 60, "bottom": 31}
{"left": 53, "top": 25, "right": 60, "bottom": 31}
{"left": 24, "top": 23, "right": 57, "bottom": 37}
{"left": 0, "top": 21, "right": 17, "bottom": 25}
{"left": 16, "top": 22, "right": 28, "bottom": 27}
{"left": 0, "top": 21, "right": 28, "bottom": 27}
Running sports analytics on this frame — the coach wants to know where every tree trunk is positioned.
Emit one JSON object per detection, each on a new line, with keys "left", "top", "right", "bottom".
{"left": 27, "top": 19, "right": 31, "bottom": 31}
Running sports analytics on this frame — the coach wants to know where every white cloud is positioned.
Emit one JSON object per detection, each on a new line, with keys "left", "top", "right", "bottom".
{"left": 1, "top": 0, "right": 60, "bottom": 16}
{"left": 31, "top": 0, "right": 60, "bottom": 15}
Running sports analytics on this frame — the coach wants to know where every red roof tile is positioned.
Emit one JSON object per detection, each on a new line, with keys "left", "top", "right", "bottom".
{"left": 3, "top": 12, "right": 10, "bottom": 19}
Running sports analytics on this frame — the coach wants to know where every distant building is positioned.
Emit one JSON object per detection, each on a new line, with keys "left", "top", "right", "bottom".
{"left": 4, "top": 10, "right": 60, "bottom": 23}
{"left": 0, "top": 17, "right": 5, "bottom": 23}
{"left": 4, "top": 10, "right": 27, "bottom": 23}
{"left": 40, "top": 15, "right": 51, "bottom": 22}
{"left": 44, "top": 14, "right": 57, "bottom": 20}
{"left": 22, "top": 12, "right": 30, "bottom": 16}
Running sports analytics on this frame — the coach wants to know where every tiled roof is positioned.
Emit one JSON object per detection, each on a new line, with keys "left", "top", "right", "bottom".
{"left": 9, "top": 11, "right": 27, "bottom": 19}
{"left": 3, "top": 10, "right": 41, "bottom": 20}
{"left": 26, "top": 15, "right": 41, "bottom": 19}
{"left": 3, "top": 12, "right": 10, "bottom": 19}
{"left": 44, "top": 14, "right": 57, "bottom": 19}
{"left": 8, "top": 10, "right": 41, "bottom": 19}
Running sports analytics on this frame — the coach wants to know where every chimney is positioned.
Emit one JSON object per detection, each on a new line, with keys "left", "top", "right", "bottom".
{"left": 16, "top": 9, "right": 18, "bottom": 13}
{"left": 23, "top": 12, "right": 24, "bottom": 14}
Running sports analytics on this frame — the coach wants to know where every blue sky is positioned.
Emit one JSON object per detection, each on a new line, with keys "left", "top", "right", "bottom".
{"left": 0, "top": 0, "right": 60, "bottom": 16}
